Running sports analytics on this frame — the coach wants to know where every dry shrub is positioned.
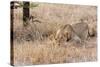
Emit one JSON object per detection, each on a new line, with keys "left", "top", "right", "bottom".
{"left": 13, "top": 21, "right": 60, "bottom": 43}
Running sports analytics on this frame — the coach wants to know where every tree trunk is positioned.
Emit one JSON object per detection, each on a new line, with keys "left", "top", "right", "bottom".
{"left": 23, "top": 2, "right": 30, "bottom": 26}
{"left": 10, "top": 1, "right": 14, "bottom": 66}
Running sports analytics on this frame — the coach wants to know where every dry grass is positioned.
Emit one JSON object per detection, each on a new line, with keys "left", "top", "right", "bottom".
{"left": 13, "top": 38, "right": 97, "bottom": 65}
{"left": 12, "top": 2, "right": 97, "bottom": 66}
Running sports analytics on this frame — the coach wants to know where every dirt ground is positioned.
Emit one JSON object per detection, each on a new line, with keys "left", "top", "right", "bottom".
{"left": 11, "top": 2, "right": 97, "bottom": 66}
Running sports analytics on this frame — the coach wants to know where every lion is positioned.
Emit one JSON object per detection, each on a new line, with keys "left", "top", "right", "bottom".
{"left": 72, "top": 22, "right": 97, "bottom": 39}
{"left": 88, "top": 24, "right": 97, "bottom": 37}
{"left": 53, "top": 24, "right": 82, "bottom": 46}
{"left": 72, "top": 22, "right": 89, "bottom": 40}
{"left": 49, "top": 22, "right": 96, "bottom": 46}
